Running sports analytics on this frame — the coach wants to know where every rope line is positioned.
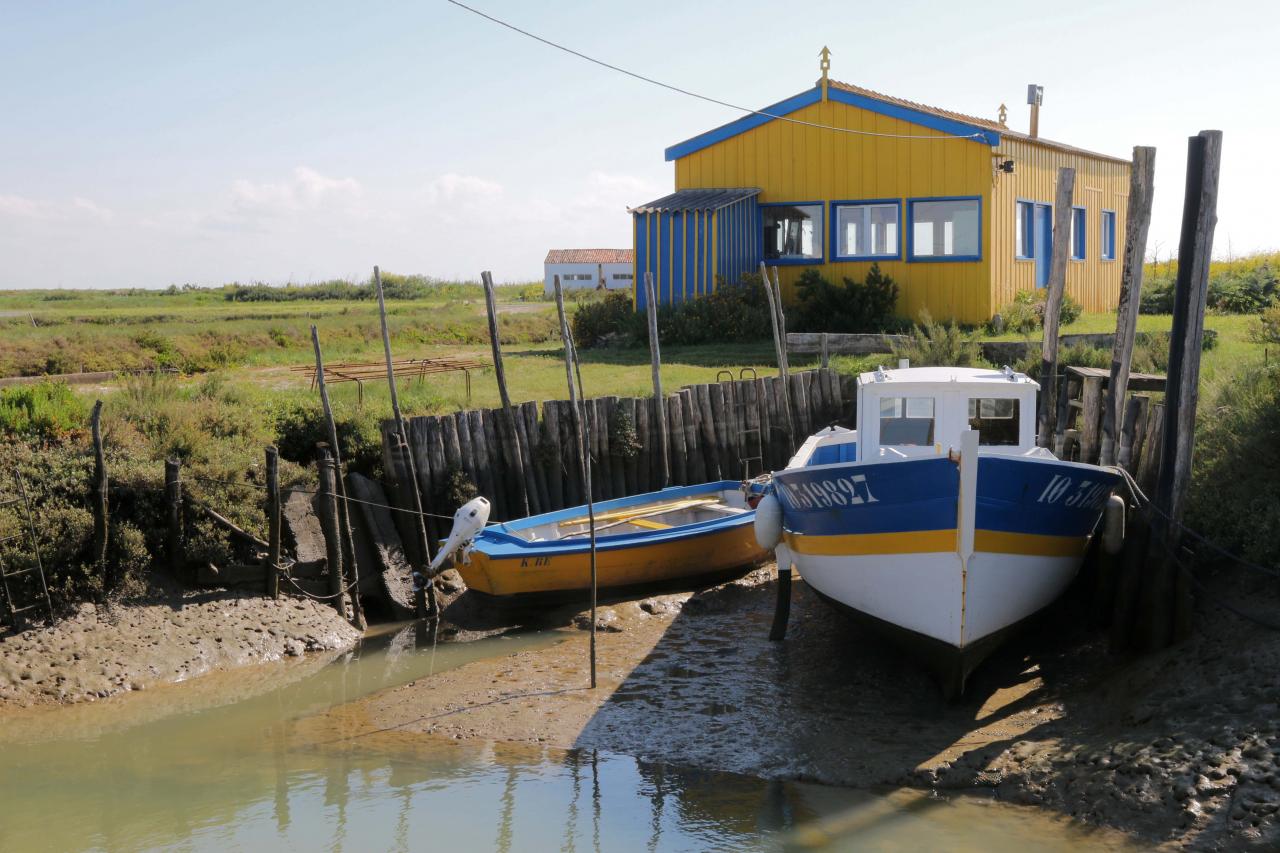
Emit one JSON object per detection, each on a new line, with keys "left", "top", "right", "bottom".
{"left": 445, "top": 0, "right": 989, "bottom": 142}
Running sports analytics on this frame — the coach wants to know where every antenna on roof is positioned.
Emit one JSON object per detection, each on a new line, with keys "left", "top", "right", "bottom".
{"left": 819, "top": 46, "right": 831, "bottom": 102}
{"left": 1027, "top": 84, "right": 1044, "bottom": 139}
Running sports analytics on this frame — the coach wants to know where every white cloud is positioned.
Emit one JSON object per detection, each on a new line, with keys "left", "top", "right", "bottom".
{"left": 422, "top": 173, "right": 503, "bottom": 206}
{"left": 0, "top": 194, "right": 50, "bottom": 219}
{"left": 72, "top": 197, "right": 114, "bottom": 222}
{"left": 231, "top": 165, "right": 362, "bottom": 215}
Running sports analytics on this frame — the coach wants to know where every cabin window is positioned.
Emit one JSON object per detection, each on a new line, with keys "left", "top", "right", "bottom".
{"left": 879, "top": 397, "right": 935, "bottom": 446}
{"left": 1071, "top": 207, "right": 1087, "bottom": 260}
{"left": 763, "top": 203, "right": 823, "bottom": 262}
{"left": 612, "top": 273, "right": 634, "bottom": 280}
{"left": 907, "top": 197, "right": 981, "bottom": 261}
{"left": 1101, "top": 210, "right": 1117, "bottom": 261}
{"left": 1015, "top": 201, "right": 1034, "bottom": 259}
{"left": 833, "top": 201, "right": 900, "bottom": 260}
{"left": 968, "top": 398, "right": 1021, "bottom": 446}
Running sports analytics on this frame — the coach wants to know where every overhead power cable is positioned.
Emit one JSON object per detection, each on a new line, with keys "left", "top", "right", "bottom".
{"left": 445, "top": 0, "right": 988, "bottom": 142}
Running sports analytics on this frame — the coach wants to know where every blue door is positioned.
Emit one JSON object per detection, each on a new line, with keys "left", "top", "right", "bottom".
{"left": 1033, "top": 204, "right": 1052, "bottom": 288}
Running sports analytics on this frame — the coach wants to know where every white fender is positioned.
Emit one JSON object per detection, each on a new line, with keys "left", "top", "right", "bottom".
{"left": 430, "top": 496, "right": 491, "bottom": 572}
{"left": 754, "top": 492, "right": 783, "bottom": 550}
{"left": 1101, "top": 494, "right": 1126, "bottom": 555}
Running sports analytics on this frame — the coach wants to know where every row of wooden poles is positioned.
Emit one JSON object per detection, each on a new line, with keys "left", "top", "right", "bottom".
{"left": 1032, "top": 131, "right": 1223, "bottom": 652}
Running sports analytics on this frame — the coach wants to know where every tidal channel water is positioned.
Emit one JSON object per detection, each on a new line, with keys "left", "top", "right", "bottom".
{"left": 0, "top": 624, "right": 1140, "bottom": 851}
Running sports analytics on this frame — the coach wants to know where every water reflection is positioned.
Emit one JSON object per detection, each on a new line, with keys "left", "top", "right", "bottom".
{"left": 0, "top": 624, "right": 1138, "bottom": 852}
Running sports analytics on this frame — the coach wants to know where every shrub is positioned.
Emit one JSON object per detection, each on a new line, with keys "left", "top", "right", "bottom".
{"left": 791, "top": 265, "right": 900, "bottom": 333}
{"left": 0, "top": 382, "right": 88, "bottom": 441}
{"left": 994, "top": 289, "right": 1083, "bottom": 334}
{"left": 657, "top": 275, "right": 773, "bottom": 345}
{"left": 571, "top": 292, "right": 641, "bottom": 348}
{"left": 892, "top": 311, "right": 983, "bottom": 367}
{"left": 271, "top": 399, "right": 386, "bottom": 476}
{"left": 1186, "top": 364, "right": 1280, "bottom": 568}
{"left": 1251, "top": 304, "right": 1280, "bottom": 345}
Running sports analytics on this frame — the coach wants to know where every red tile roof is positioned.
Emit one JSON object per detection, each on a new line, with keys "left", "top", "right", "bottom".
{"left": 544, "top": 249, "right": 634, "bottom": 265}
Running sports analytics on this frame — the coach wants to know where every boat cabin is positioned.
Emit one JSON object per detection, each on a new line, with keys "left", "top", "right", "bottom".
{"left": 797, "top": 365, "right": 1042, "bottom": 466}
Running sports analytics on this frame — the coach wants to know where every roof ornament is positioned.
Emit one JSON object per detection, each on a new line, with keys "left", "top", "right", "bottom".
{"left": 998, "top": 103, "right": 1008, "bottom": 126}
{"left": 819, "top": 46, "right": 831, "bottom": 102}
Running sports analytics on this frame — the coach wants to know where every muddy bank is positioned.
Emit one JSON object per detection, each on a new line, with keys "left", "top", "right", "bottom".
{"left": 328, "top": 565, "right": 1278, "bottom": 849}
{"left": 0, "top": 577, "right": 359, "bottom": 707}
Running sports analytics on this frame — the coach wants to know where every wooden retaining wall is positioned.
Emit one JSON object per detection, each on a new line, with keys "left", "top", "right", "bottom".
{"left": 380, "top": 368, "right": 853, "bottom": 562}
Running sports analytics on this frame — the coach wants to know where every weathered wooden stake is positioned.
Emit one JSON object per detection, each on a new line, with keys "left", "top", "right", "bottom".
{"left": 310, "top": 326, "right": 365, "bottom": 629}
{"left": 481, "top": 270, "right": 512, "bottom": 410}
{"left": 1140, "top": 130, "right": 1222, "bottom": 650}
{"left": 89, "top": 400, "right": 109, "bottom": 577}
{"left": 265, "top": 446, "right": 281, "bottom": 598}
{"left": 1100, "top": 147, "right": 1157, "bottom": 467}
{"left": 644, "top": 271, "right": 670, "bottom": 488}
{"left": 316, "top": 446, "right": 350, "bottom": 620}
{"left": 374, "top": 265, "right": 437, "bottom": 619}
{"left": 759, "top": 263, "right": 795, "bottom": 444}
{"left": 553, "top": 274, "right": 598, "bottom": 689}
{"left": 165, "top": 458, "right": 182, "bottom": 575}
{"left": 1037, "top": 166, "right": 1076, "bottom": 446}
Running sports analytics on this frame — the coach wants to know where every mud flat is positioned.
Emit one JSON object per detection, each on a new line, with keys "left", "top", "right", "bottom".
{"left": 0, "top": 578, "right": 359, "bottom": 707}
{"left": 326, "top": 565, "right": 1279, "bottom": 850}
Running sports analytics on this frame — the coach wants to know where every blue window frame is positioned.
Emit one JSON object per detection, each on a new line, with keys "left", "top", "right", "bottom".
{"left": 907, "top": 196, "right": 982, "bottom": 262}
{"left": 830, "top": 199, "right": 902, "bottom": 261}
{"left": 1015, "top": 200, "right": 1034, "bottom": 259}
{"left": 762, "top": 201, "right": 824, "bottom": 264}
{"left": 1101, "top": 209, "right": 1117, "bottom": 261}
{"left": 1070, "top": 206, "right": 1087, "bottom": 260}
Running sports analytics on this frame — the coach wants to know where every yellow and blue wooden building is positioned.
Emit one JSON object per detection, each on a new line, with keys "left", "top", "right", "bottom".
{"left": 629, "top": 60, "right": 1131, "bottom": 323}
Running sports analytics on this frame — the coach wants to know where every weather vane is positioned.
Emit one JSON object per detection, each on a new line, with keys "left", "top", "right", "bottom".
{"left": 820, "top": 46, "right": 831, "bottom": 101}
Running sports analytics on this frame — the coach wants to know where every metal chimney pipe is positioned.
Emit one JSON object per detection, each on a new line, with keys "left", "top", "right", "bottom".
{"left": 1027, "top": 84, "right": 1044, "bottom": 139}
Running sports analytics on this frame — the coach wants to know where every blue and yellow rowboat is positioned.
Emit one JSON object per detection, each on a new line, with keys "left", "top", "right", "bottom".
{"left": 455, "top": 482, "right": 767, "bottom": 598}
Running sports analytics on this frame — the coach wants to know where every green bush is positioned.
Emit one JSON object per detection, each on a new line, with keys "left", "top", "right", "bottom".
{"left": 791, "top": 265, "right": 901, "bottom": 333}
{"left": 0, "top": 382, "right": 88, "bottom": 441}
{"left": 892, "top": 311, "right": 983, "bottom": 367}
{"left": 271, "top": 399, "right": 386, "bottom": 476}
{"left": 571, "top": 292, "right": 642, "bottom": 348}
{"left": 1251, "top": 304, "right": 1280, "bottom": 344}
{"left": 1186, "top": 364, "right": 1280, "bottom": 567}
{"left": 1142, "top": 259, "right": 1279, "bottom": 314}
{"left": 994, "top": 289, "right": 1083, "bottom": 334}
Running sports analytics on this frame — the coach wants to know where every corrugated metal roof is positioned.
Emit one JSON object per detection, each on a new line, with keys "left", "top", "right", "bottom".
{"left": 628, "top": 187, "right": 760, "bottom": 214}
{"left": 543, "top": 249, "right": 634, "bottom": 265}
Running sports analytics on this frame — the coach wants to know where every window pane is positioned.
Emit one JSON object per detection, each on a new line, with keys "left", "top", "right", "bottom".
{"left": 968, "top": 398, "right": 1020, "bottom": 446}
{"left": 1071, "top": 208, "right": 1086, "bottom": 259}
{"left": 1016, "top": 201, "right": 1034, "bottom": 258}
{"left": 763, "top": 204, "right": 823, "bottom": 261}
{"left": 1101, "top": 211, "right": 1116, "bottom": 260}
{"left": 910, "top": 199, "right": 979, "bottom": 258}
{"left": 836, "top": 203, "right": 898, "bottom": 258}
{"left": 880, "top": 396, "right": 935, "bottom": 446}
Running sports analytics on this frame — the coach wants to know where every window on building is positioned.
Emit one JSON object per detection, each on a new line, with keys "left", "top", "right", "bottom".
{"left": 1101, "top": 210, "right": 1117, "bottom": 261}
{"left": 968, "top": 398, "right": 1020, "bottom": 446}
{"left": 879, "top": 396, "right": 935, "bottom": 446}
{"left": 762, "top": 203, "right": 823, "bottom": 262}
{"left": 1015, "top": 201, "right": 1034, "bottom": 259}
{"left": 612, "top": 273, "right": 634, "bottom": 280}
{"left": 833, "top": 201, "right": 899, "bottom": 259}
{"left": 1071, "top": 207, "right": 1087, "bottom": 260}
{"left": 908, "top": 198, "right": 981, "bottom": 260}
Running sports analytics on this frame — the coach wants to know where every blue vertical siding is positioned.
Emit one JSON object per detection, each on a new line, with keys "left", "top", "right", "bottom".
{"left": 632, "top": 197, "right": 762, "bottom": 306}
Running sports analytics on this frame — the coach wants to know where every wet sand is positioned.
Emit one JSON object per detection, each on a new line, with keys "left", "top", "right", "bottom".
{"left": 0, "top": 579, "right": 359, "bottom": 707}
{"left": 327, "top": 565, "right": 1280, "bottom": 850}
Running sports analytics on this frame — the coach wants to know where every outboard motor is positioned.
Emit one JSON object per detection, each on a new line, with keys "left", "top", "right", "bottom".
{"left": 430, "top": 496, "right": 491, "bottom": 573}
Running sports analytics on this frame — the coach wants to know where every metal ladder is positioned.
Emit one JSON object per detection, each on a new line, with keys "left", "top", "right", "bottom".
{"left": 0, "top": 471, "right": 53, "bottom": 628}
{"left": 718, "top": 367, "right": 764, "bottom": 479}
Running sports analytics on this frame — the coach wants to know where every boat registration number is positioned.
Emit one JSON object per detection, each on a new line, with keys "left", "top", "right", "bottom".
{"left": 1036, "top": 474, "right": 1111, "bottom": 510}
{"left": 779, "top": 474, "right": 879, "bottom": 510}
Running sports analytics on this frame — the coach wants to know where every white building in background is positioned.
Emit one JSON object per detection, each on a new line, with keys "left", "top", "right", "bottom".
{"left": 543, "top": 249, "right": 634, "bottom": 296}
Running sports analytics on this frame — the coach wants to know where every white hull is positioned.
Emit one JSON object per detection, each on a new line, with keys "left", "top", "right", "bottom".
{"left": 792, "top": 549, "right": 1084, "bottom": 649}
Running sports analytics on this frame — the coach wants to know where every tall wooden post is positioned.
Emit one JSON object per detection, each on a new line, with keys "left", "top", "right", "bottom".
{"left": 483, "top": 269, "right": 532, "bottom": 517}
{"left": 89, "top": 400, "right": 109, "bottom": 577}
{"left": 1140, "top": 130, "right": 1222, "bottom": 650}
{"left": 1101, "top": 147, "right": 1157, "bottom": 467}
{"left": 759, "top": 263, "right": 794, "bottom": 443}
{"left": 554, "top": 274, "right": 598, "bottom": 689}
{"left": 264, "top": 446, "right": 281, "bottom": 598}
{"left": 644, "top": 272, "right": 670, "bottom": 488}
{"left": 1037, "top": 167, "right": 1076, "bottom": 447}
{"left": 310, "top": 326, "right": 365, "bottom": 629}
{"left": 165, "top": 459, "right": 182, "bottom": 575}
{"left": 316, "top": 445, "right": 350, "bottom": 620}
{"left": 374, "top": 265, "right": 437, "bottom": 619}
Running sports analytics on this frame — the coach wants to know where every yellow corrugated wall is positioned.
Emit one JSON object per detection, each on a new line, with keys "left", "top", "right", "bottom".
{"left": 990, "top": 138, "right": 1131, "bottom": 313}
{"left": 673, "top": 98, "right": 994, "bottom": 324}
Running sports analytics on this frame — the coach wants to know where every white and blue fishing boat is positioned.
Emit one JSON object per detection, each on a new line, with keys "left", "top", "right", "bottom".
{"left": 755, "top": 364, "right": 1122, "bottom": 694}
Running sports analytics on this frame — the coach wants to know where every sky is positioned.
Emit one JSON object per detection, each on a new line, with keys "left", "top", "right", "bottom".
{"left": 1, "top": 0, "right": 1276, "bottom": 289}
